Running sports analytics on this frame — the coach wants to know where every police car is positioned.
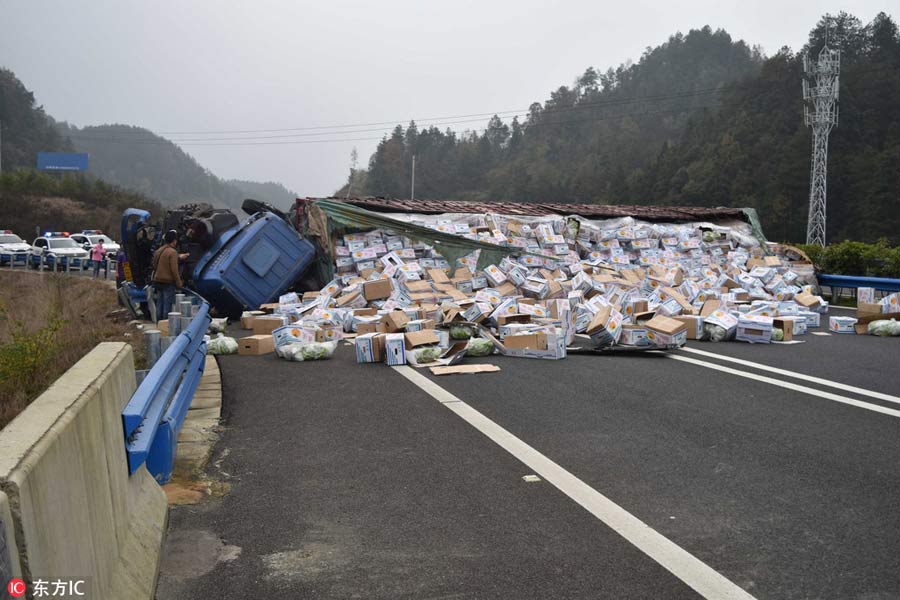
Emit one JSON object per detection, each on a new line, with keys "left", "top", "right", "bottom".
{"left": 70, "top": 230, "right": 120, "bottom": 260}
{"left": 29, "top": 232, "right": 90, "bottom": 270}
{"left": 0, "top": 230, "right": 31, "bottom": 265}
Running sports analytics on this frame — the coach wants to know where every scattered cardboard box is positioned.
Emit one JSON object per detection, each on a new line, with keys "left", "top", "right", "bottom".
{"left": 252, "top": 316, "right": 287, "bottom": 335}
{"left": 238, "top": 335, "right": 275, "bottom": 355}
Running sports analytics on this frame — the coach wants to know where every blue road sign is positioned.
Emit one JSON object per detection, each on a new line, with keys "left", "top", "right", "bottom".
{"left": 37, "top": 152, "right": 89, "bottom": 171}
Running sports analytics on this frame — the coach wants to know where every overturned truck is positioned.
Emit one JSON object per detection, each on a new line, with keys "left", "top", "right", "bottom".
{"left": 120, "top": 200, "right": 316, "bottom": 319}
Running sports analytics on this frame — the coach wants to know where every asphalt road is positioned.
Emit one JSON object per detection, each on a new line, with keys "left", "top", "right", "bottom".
{"left": 157, "top": 315, "right": 900, "bottom": 600}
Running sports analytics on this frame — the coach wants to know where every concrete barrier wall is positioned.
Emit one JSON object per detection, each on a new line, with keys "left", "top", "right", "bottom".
{"left": 0, "top": 342, "right": 167, "bottom": 599}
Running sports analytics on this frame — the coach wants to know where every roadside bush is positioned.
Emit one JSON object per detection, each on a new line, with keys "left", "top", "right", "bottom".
{"left": 0, "top": 272, "right": 141, "bottom": 430}
{"left": 796, "top": 240, "right": 900, "bottom": 278}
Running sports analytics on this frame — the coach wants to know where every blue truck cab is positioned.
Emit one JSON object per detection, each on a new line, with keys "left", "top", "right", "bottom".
{"left": 120, "top": 204, "right": 315, "bottom": 319}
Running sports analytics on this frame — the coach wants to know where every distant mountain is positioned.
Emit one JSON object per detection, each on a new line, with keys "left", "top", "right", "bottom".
{"left": 56, "top": 123, "right": 251, "bottom": 210}
{"left": 227, "top": 179, "right": 297, "bottom": 209}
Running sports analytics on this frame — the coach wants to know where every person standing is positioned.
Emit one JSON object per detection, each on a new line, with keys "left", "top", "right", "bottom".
{"left": 91, "top": 240, "right": 105, "bottom": 278}
{"left": 151, "top": 231, "right": 184, "bottom": 321}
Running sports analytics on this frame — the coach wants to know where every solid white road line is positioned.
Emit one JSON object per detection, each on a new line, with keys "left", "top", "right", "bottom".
{"left": 392, "top": 365, "right": 757, "bottom": 600}
{"left": 666, "top": 354, "right": 900, "bottom": 418}
{"left": 679, "top": 347, "right": 900, "bottom": 406}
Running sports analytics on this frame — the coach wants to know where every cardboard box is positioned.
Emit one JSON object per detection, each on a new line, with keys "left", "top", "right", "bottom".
{"left": 405, "top": 319, "right": 435, "bottom": 332}
{"left": 238, "top": 335, "right": 275, "bottom": 355}
{"left": 355, "top": 333, "right": 386, "bottom": 363}
{"left": 496, "top": 313, "right": 531, "bottom": 327}
{"left": 620, "top": 324, "right": 651, "bottom": 347}
{"left": 336, "top": 289, "right": 367, "bottom": 309}
{"left": 363, "top": 278, "right": 393, "bottom": 301}
{"left": 156, "top": 319, "right": 169, "bottom": 336}
{"left": 856, "top": 287, "right": 875, "bottom": 304}
{"left": 772, "top": 317, "right": 800, "bottom": 341}
{"left": 503, "top": 332, "right": 545, "bottom": 350}
{"left": 586, "top": 305, "right": 624, "bottom": 347}
{"left": 736, "top": 314, "right": 773, "bottom": 343}
{"left": 384, "top": 333, "right": 407, "bottom": 366}
{"left": 252, "top": 316, "right": 287, "bottom": 335}
{"left": 357, "top": 320, "right": 387, "bottom": 335}
{"left": 794, "top": 292, "right": 822, "bottom": 310}
{"left": 384, "top": 310, "right": 410, "bottom": 333}
{"left": 829, "top": 316, "right": 857, "bottom": 334}
{"left": 674, "top": 315, "right": 705, "bottom": 340}
{"left": 644, "top": 315, "right": 688, "bottom": 347}
{"left": 858, "top": 302, "right": 883, "bottom": 316}
{"left": 700, "top": 299, "right": 722, "bottom": 317}
{"left": 240, "top": 311, "right": 265, "bottom": 329}
{"left": 404, "top": 329, "right": 440, "bottom": 349}
{"left": 463, "top": 302, "right": 493, "bottom": 323}
{"left": 796, "top": 310, "right": 819, "bottom": 327}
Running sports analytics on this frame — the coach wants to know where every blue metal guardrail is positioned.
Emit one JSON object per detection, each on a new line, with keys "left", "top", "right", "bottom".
{"left": 122, "top": 299, "right": 211, "bottom": 483}
{"left": 817, "top": 274, "right": 900, "bottom": 293}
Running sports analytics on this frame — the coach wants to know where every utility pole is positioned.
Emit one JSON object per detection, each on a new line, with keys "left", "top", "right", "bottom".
{"left": 410, "top": 154, "right": 416, "bottom": 201}
{"left": 802, "top": 33, "right": 840, "bottom": 246}
{"left": 0, "top": 118, "right": 4, "bottom": 175}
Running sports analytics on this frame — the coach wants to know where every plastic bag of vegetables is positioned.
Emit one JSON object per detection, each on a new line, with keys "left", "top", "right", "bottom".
{"left": 465, "top": 337, "right": 494, "bottom": 357}
{"left": 450, "top": 324, "right": 474, "bottom": 340}
{"left": 276, "top": 341, "right": 338, "bottom": 361}
{"left": 703, "top": 323, "right": 734, "bottom": 343}
{"left": 207, "top": 333, "right": 238, "bottom": 355}
{"left": 407, "top": 346, "right": 443, "bottom": 366}
{"left": 868, "top": 319, "right": 900, "bottom": 337}
{"left": 207, "top": 318, "right": 229, "bottom": 334}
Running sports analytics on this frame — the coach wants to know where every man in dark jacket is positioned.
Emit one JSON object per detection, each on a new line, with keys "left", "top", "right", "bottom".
{"left": 152, "top": 230, "right": 184, "bottom": 321}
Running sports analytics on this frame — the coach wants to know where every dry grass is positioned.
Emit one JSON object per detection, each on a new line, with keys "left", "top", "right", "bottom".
{"left": 0, "top": 271, "right": 144, "bottom": 429}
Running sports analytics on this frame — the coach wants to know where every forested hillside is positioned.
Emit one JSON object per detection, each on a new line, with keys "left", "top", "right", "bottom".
{"left": 1, "top": 67, "right": 296, "bottom": 211}
{"left": 345, "top": 12, "right": 900, "bottom": 244}
{"left": 57, "top": 123, "right": 250, "bottom": 210}
{"left": 0, "top": 169, "right": 161, "bottom": 237}
{"left": 0, "top": 67, "right": 72, "bottom": 168}
{"left": 227, "top": 179, "right": 297, "bottom": 208}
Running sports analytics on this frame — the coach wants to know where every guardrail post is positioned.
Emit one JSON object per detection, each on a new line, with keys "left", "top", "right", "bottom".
{"left": 168, "top": 312, "right": 182, "bottom": 337}
{"left": 145, "top": 329, "right": 162, "bottom": 369}
{"left": 179, "top": 301, "right": 193, "bottom": 333}
{"left": 65, "top": 257, "right": 71, "bottom": 274}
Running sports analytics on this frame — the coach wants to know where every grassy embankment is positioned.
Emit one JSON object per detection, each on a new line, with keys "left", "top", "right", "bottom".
{"left": 0, "top": 271, "right": 144, "bottom": 429}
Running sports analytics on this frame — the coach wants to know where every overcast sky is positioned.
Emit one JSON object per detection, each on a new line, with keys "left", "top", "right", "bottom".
{"left": 0, "top": 1, "right": 891, "bottom": 197}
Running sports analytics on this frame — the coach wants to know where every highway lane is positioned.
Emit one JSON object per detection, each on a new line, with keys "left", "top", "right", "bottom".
{"left": 159, "top": 323, "right": 900, "bottom": 599}
{"left": 158, "top": 348, "right": 699, "bottom": 600}
{"left": 416, "top": 346, "right": 900, "bottom": 600}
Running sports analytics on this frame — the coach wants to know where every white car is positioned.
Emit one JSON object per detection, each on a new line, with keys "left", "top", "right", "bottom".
{"left": 29, "top": 233, "right": 90, "bottom": 270}
{"left": 70, "top": 230, "right": 120, "bottom": 259}
{"left": 0, "top": 230, "right": 31, "bottom": 266}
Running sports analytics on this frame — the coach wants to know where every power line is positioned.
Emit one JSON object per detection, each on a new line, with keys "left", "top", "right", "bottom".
{"left": 101, "top": 97, "right": 749, "bottom": 148}
{"left": 63, "top": 85, "right": 737, "bottom": 144}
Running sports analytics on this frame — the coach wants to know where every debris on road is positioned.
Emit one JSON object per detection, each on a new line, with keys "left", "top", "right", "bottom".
{"left": 866, "top": 319, "right": 900, "bottom": 336}
{"left": 430, "top": 364, "right": 501, "bottom": 376}
{"left": 226, "top": 202, "right": 863, "bottom": 364}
